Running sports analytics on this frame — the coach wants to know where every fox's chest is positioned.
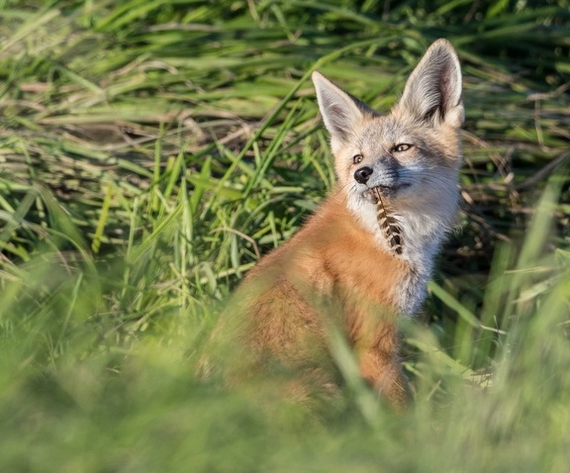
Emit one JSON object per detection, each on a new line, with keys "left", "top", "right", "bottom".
{"left": 349, "top": 256, "right": 428, "bottom": 317}
{"left": 392, "top": 265, "right": 428, "bottom": 316}
{"left": 345, "top": 199, "right": 442, "bottom": 316}
{"left": 318, "top": 237, "right": 429, "bottom": 318}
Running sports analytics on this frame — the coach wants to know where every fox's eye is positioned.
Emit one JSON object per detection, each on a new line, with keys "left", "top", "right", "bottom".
{"left": 352, "top": 154, "right": 363, "bottom": 164}
{"left": 393, "top": 143, "right": 412, "bottom": 153}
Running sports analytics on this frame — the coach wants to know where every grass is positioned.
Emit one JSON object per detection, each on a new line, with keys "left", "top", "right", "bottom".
{"left": 0, "top": 0, "right": 569, "bottom": 471}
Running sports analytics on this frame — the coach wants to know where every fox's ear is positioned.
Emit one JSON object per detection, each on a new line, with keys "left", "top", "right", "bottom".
{"left": 396, "top": 39, "right": 463, "bottom": 127}
{"left": 312, "top": 71, "right": 372, "bottom": 151}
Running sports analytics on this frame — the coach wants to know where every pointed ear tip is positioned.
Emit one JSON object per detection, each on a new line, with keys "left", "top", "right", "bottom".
{"left": 311, "top": 70, "right": 323, "bottom": 82}
{"left": 429, "top": 38, "right": 459, "bottom": 57}
{"left": 312, "top": 71, "right": 330, "bottom": 89}
{"left": 432, "top": 38, "right": 453, "bottom": 47}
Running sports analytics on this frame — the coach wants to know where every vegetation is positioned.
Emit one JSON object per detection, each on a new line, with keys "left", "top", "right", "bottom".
{"left": 0, "top": 0, "right": 569, "bottom": 471}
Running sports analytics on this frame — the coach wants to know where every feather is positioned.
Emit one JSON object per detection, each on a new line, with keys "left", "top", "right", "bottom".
{"left": 374, "top": 188, "right": 403, "bottom": 255}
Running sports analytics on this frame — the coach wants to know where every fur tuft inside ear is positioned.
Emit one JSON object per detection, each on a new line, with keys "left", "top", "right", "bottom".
{"left": 312, "top": 71, "right": 372, "bottom": 150}
{"left": 396, "top": 39, "right": 463, "bottom": 127}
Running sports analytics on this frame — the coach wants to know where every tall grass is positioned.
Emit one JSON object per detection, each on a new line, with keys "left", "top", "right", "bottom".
{"left": 0, "top": 0, "right": 569, "bottom": 471}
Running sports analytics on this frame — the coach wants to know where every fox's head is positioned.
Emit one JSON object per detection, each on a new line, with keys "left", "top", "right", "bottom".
{"left": 312, "top": 39, "right": 464, "bottom": 255}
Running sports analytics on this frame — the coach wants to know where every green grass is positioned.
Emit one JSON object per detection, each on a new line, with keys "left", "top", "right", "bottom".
{"left": 0, "top": 0, "right": 569, "bottom": 471}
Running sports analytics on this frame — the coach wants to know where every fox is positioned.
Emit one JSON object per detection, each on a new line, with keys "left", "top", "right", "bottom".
{"left": 211, "top": 39, "right": 464, "bottom": 408}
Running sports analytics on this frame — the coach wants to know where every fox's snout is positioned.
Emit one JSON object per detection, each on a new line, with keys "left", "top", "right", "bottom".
{"left": 354, "top": 166, "right": 373, "bottom": 184}
{"left": 353, "top": 162, "right": 401, "bottom": 190}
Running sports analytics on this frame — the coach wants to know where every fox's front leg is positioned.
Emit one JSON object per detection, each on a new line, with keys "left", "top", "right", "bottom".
{"left": 357, "top": 330, "right": 412, "bottom": 409}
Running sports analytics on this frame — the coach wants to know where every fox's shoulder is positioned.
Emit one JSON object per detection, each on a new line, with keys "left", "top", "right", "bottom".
{"left": 243, "top": 192, "right": 420, "bottom": 314}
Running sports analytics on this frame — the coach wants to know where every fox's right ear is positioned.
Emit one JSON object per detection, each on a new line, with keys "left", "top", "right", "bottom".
{"left": 396, "top": 39, "right": 464, "bottom": 128}
{"left": 312, "top": 71, "right": 371, "bottom": 152}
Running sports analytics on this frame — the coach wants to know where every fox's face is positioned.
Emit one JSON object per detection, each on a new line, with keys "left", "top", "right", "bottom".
{"left": 312, "top": 39, "right": 464, "bottom": 249}
{"left": 329, "top": 113, "right": 462, "bottom": 207}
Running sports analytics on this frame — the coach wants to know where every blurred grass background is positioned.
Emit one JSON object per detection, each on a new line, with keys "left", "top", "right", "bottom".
{"left": 0, "top": 0, "right": 569, "bottom": 471}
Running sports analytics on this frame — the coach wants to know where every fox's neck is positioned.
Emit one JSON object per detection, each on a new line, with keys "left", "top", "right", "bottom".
{"left": 345, "top": 186, "right": 459, "bottom": 279}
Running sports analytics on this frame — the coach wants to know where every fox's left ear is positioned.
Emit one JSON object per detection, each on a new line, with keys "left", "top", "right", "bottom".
{"left": 396, "top": 39, "right": 464, "bottom": 128}
{"left": 312, "top": 71, "right": 375, "bottom": 153}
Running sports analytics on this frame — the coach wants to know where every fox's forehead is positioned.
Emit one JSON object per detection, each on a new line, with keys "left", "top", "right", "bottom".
{"left": 356, "top": 116, "right": 416, "bottom": 149}
{"left": 352, "top": 114, "right": 460, "bottom": 166}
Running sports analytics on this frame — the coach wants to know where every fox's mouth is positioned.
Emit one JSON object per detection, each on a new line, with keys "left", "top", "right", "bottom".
{"left": 363, "top": 184, "right": 410, "bottom": 203}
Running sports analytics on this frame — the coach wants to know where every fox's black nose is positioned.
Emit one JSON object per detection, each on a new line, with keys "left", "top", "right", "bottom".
{"left": 354, "top": 166, "right": 373, "bottom": 184}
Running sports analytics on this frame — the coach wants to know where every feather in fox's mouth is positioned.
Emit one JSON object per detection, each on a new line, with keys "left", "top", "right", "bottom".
{"left": 364, "top": 184, "right": 410, "bottom": 203}
{"left": 369, "top": 186, "right": 405, "bottom": 255}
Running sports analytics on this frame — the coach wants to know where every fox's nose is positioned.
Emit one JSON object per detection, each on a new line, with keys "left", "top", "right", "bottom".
{"left": 354, "top": 166, "right": 373, "bottom": 184}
